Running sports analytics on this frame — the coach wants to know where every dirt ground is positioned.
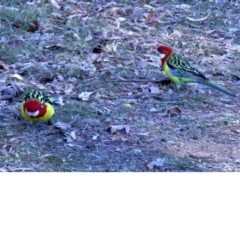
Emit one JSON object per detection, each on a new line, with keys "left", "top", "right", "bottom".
{"left": 0, "top": 0, "right": 240, "bottom": 171}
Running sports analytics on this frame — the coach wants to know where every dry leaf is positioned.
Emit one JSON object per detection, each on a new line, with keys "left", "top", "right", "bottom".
{"left": 92, "top": 54, "right": 102, "bottom": 63}
{"left": 137, "top": 132, "right": 149, "bottom": 136}
{"left": 70, "top": 131, "right": 76, "bottom": 140}
{"left": 145, "top": 10, "right": 165, "bottom": 24}
{"left": 98, "top": 1, "right": 116, "bottom": 12}
{"left": 54, "top": 121, "right": 71, "bottom": 130}
{"left": 44, "top": 44, "right": 65, "bottom": 50}
{"left": 111, "top": 133, "right": 127, "bottom": 141}
{"left": 204, "top": 30, "right": 215, "bottom": 34}
{"left": 0, "top": 167, "right": 33, "bottom": 172}
{"left": 39, "top": 153, "right": 52, "bottom": 162}
{"left": 123, "top": 103, "right": 132, "bottom": 108}
{"left": 147, "top": 158, "right": 165, "bottom": 170}
{"left": 8, "top": 39, "right": 26, "bottom": 48}
{"left": 170, "top": 29, "right": 182, "bottom": 38}
{"left": 71, "top": 7, "right": 79, "bottom": 14}
{"left": 64, "top": 134, "right": 74, "bottom": 143}
{"left": 73, "top": 33, "right": 81, "bottom": 40}
{"left": 144, "top": 4, "right": 154, "bottom": 9}
{"left": 11, "top": 74, "right": 23, "bottom": 81}
{"left": 0, "top": 61, "right": 10, "bottom": 70}
{"left": 229, "top": 28, "right": 240, "bottom": 32}
{"left": 27, "top": 20, "right": 40, "bottom": 32}
{"left": 0, "top": 83, "right": 24, "bottom": 100}
{"left": 165, "top": 107, "right": 182, "bottom": 117}
{"left": 97, "top": 107, "right": 111, "bottom": 115}
{"left": 148, "top": 85, "right": 161, "bottom": 94}
{"left": 152, "top": 12, "right": 165, "bottom": 23}
{"left": 84, "top": 34, "right": 93, "bottom": 42}
{"left": 145, "top": 10, "right": 154, "bottom": 24}
{"left": 104, "top": 41, "right": 118, "bottom": 53}
{"left": 186, "top": 14, "right": 209, "bottom": 22}
{"left": 92, "top": 134, "right": 99, "bottom": 140}
{"left": 118, "top": 17, "right": 126, "bottom": 22}
{"left": 150, "top": 108, "right": 157, "bottom": 112}
{"left": 175, "top": 4, "right": 191, "bottom": 9}
{"left": 49, "top": 0, "right": 61, "bottom": 9}
{"left": 78, "top": 91, "right": 95, "bottom": 101}
{"left": 109, "top": 124, "right": 131, "bottom": 134}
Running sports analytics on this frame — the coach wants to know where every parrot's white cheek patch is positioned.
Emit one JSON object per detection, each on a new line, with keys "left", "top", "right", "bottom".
{"left": 159, "top": 53, "right": 166, "bottom": 59}
{"left": 25, "top": 110, "right": 39, "bottom": 117}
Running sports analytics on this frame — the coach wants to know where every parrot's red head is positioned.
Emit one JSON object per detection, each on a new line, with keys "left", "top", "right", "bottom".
{"left": 23, "top": 99, "right": 47, "bottom": 118}
{"left": 157, "top": 46, "right": 173, "bottom": 65}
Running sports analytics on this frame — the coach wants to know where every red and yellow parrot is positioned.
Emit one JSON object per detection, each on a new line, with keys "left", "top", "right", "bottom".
{"left": 157, "top": 45, "right": 236, "bottom": 97}
{"left": 21, "top": 89, "right": 63, "bottom": 122}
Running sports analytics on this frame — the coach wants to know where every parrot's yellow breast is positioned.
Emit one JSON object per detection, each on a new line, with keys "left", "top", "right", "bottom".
{"left": 163, "top": 62, "right": 182, "bottom": 86}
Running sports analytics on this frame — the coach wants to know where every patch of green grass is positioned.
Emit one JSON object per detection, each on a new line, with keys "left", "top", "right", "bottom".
{"left": 0, "top": 43, "right": 19, "bottom": 63}
{"left": 60, "top": 102, "right": 97, "bottom": 119}
{"left": 0, "top": 7, "right": 39, "bottom": 33}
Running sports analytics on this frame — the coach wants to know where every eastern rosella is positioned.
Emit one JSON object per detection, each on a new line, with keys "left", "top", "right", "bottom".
{"left": 21, "top": 89, "right": 63, "bottom": 122}
{"left": 157, "top": 45, "right": 236, "bottom": 97}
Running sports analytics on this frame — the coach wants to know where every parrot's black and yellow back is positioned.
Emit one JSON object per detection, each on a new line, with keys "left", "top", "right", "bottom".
{"left": 21, "top": 89, "right": 63, "bottom": 122}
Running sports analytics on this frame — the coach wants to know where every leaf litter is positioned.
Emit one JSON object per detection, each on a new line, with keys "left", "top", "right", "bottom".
{"left": 0, "top": 0, "right": 239, "bottom": 171}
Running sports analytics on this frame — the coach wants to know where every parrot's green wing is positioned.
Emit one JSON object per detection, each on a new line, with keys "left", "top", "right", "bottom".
{"left": 24, "top": 90, "right": 53, "bottom": 104}
{"left": 167, "top": 53, "right": 236, "bottom": 97}
{"left": 24, "top": 90, "right": 63, "bottom": 105}
{"left": 167, "top": 53, "right": 207, "bottom": 81}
